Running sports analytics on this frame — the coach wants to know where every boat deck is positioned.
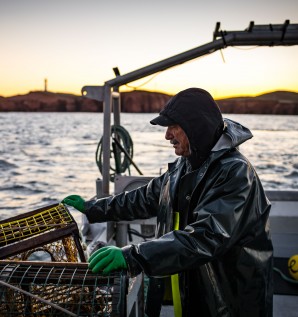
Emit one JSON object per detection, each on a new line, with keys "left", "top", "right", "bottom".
{"left": 270, "top": 202, "right": 298, "bottom": 317}
{"left": 159, "top": 297, "right": 298, "bottom": 317}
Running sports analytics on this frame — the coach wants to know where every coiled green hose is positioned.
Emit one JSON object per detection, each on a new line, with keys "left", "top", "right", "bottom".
{"left": 95, "top": 125, "right": 134, "bottom": 181}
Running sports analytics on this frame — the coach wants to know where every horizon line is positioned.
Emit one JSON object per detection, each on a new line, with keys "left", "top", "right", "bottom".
{"left": 2, "top": 88, "right": 298, "bottom": 100}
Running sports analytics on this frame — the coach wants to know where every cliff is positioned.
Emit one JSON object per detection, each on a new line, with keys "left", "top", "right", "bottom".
{"left": 0, "top": 91, "right": 103, "bottom": 112}
{"left": 216, "top": 91, "right": 298, "bottom": 115}
{"left": 121, "top": 90, "right": 170, "bottom": 112}
{"left": 0, "top": 90, "right": 298, "bottom": 114}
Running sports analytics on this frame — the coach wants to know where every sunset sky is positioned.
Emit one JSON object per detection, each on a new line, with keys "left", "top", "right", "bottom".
{"left": 1, "top": 0, "right": 298, "bottom": 99}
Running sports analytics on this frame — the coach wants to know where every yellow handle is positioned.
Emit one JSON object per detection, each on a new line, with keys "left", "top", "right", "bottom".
{"left": 171, "top": 212, "right": 182, "bottom": 317}
{"left": 173, "top": 211, "right": 180, "bottom": 231}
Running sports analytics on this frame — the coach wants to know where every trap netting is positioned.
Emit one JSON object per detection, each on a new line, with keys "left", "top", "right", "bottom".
{"left": 0, "top": 261, "right": 127, "bottom": 316}
{"left": 0, "top": 203, "right": 85, "bottom": 262}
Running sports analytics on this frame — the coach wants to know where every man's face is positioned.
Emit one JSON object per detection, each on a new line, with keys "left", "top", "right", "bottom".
{"left": 165, "top": 124, "right": 191, "bottom": 157}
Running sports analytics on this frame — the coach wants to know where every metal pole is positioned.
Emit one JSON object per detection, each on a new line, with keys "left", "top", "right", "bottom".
{"left": 111, "top": 87, "right": 129, "bottom": 246}
{"left": 113, "top": 88, "right": 121, "bottom": 126}
{"left": 0, "top": 280, "right": 78, "bottom": 317}
{"left": 111, "top": 89, "right": 122, "bottom": 174}
{"left": 115, "top": 223, "right": 128, "bottom": 247}
{"left": 106, "top": 39, "right": 226, "bottom": 87}
{"left": 102, "top": 85, "right": 111, "bottom": 196}
{"left": 113, "top": 137, "right": 143, "bottom": 175}
{"left": 104, "top": 23, "right": 298, "bottom": 88}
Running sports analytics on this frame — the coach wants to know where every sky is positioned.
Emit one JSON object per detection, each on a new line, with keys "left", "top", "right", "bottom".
{"left": 1, "top": 0, "right": 298, "bottom": 99}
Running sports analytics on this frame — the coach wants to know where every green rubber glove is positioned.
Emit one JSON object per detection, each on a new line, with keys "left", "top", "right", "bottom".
{"left": 88, "top": 246, "right": 127, "bottom": 275}
{"left": 62, "top": 195, "right": 85, "bottom": 213}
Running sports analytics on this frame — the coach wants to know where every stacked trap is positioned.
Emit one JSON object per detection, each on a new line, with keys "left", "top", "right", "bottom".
{"left": 0, "top": 204, "right": 144, "bottom": 316}
{"left": 0, "top": 261, "right": 126, "bottom": 316}
{"left": 0, "top": 203, "right": 85, "bottom": 262}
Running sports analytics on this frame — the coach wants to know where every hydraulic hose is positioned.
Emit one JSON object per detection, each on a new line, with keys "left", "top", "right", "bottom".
{"left": 95, "top": 125, "right": 134, "bottom": 182}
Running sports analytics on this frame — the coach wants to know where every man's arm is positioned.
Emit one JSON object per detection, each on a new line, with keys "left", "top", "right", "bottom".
{"left": 123, "top": 159, "right": 268, "bottom": 277}
{"left": 67, "top": 173, "right": 165, "bottom": 224}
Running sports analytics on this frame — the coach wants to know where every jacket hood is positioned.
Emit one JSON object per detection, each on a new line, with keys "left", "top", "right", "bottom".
{"left": 151, "top": 88, "right": 224, "bottom": 168}
{"left": 213, "top": 118, "right": 253, "bottom": 151}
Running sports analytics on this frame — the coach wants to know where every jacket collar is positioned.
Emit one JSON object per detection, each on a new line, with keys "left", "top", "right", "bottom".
{"left": 212, "top": 118, "right": 253, "bottom": 152}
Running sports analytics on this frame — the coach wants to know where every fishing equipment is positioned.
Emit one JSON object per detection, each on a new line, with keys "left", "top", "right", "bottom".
{"left": 273, "top": 256, "right": 298, "bottom": 298}
{"left": 0, "top": 261, "right": 141, "bottom": 316}
{"left": 0, "top": 203, "right": 85, "bottom": 262}
{"left": 288, "top": 254, "right": 298, "bottom": 280}
{"left": 96, "top": 125, "right": 133, "bottom": 181}
{"left": 96, "top": 125, "right": 142, "bottom": 182}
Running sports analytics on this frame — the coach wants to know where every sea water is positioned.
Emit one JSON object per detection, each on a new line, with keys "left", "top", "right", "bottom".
{"left": 0, "top": 112, "right": 297, "bottom": 226}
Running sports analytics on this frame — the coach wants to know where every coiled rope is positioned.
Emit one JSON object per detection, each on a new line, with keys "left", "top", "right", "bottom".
{"left": 95, "top": 125, "right": 134, "bottom": 182}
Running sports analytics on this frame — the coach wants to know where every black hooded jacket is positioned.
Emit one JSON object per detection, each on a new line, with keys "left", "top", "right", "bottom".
{"left": 155, "top": 88, "right": 224, "bottom": 169}
{"left": 84, "top": 89, "right": 273, "bottom": 316}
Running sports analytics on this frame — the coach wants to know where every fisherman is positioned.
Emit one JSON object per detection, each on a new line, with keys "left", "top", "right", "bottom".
{"left": 62, "top": 88, "right": 273, "bottom": 317}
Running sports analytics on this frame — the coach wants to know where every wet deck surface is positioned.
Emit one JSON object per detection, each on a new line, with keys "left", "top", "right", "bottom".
{"left": 160, "top": 296, "right": 298, "bottom": 317}
{"left": 273, "top": 295, "right": 298, "bottom": 317}
{"left": 271, "top": 214, "right": 298, "bottom": 317}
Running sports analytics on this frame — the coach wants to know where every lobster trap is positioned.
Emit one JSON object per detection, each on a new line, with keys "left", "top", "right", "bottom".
{"left": 0, "top": 261, "right": 143, "bottom": 316}
{"left": 0, "top": 203, "right": 85, "bottom": 262}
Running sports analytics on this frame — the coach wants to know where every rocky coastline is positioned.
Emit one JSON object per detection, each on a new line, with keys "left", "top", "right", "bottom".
{"left": 0, "top": 90, "right": 297, "bottom": 115}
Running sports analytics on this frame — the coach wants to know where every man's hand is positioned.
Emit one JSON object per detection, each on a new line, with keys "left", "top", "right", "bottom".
{"left": 62, "top": 195, "right": 85, "bottom": 213}
{"left": 88, "top": 246, "right": 127, "bottom": 275}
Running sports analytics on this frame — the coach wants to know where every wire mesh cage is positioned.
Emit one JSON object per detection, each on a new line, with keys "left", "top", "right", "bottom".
{"left": 0, "top": 261, "right": 128, "bottom": 316}
{"left": 0, "top": 203, "right": 85, "bottom": 262}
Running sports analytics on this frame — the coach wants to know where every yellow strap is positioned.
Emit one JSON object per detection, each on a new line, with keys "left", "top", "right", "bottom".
{"left": 171, "top": 212, "right": 182, "bottom": 317}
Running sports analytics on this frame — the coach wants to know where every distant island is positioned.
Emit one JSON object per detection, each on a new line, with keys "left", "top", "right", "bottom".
{"left": 0, "top": 90, "right": 297, "bottom": 115}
